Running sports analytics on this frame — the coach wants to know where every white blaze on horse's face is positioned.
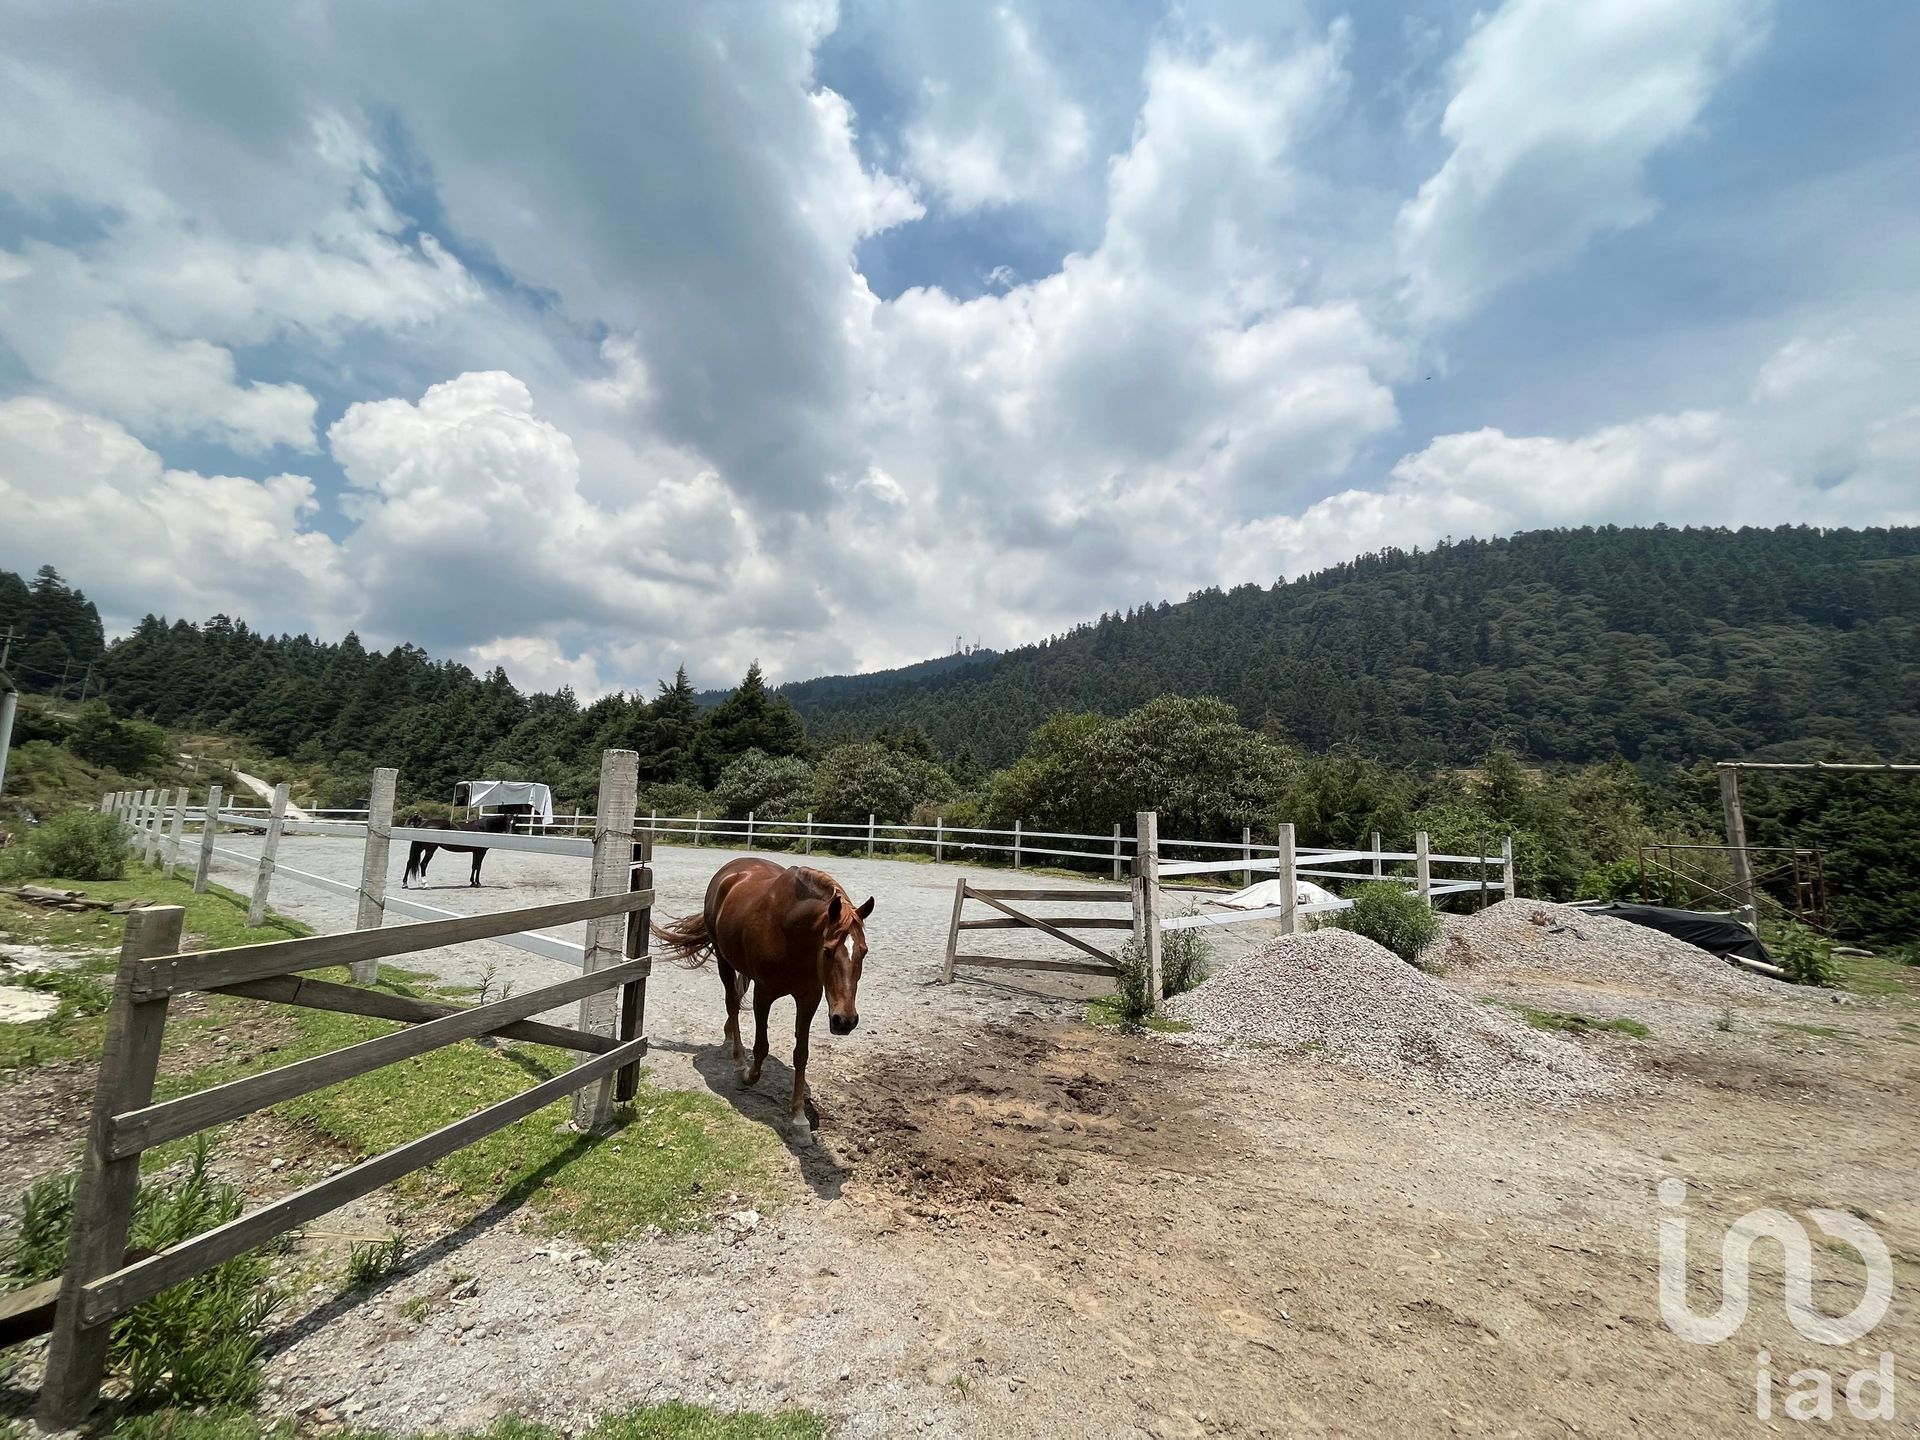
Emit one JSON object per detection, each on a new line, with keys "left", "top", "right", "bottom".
{"left": 824, "top": 893, "right": 875, "bottom": 1036}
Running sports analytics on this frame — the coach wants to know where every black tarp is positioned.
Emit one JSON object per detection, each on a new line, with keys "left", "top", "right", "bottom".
{"left": 1582, "top": 902, "right": 1774, "bottom": 965}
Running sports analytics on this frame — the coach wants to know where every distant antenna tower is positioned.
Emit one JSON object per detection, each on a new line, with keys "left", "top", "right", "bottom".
{"left": 954, "top": 635, "right": 962, "bottom": 655}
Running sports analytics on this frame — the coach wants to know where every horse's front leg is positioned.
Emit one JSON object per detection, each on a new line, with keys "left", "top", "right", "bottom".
{"left": 789, "top": 990, "right": 820, "bottom": 1143}
{"left": 470, "top": 849, "right": 483, "bottom": 887}
{"left": 745, "top": 988, "right": 772, "bottom": 1087}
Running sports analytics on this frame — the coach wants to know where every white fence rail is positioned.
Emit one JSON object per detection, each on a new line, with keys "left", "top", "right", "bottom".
{"left": 102, "top": 780, "right": 1515, "bottom": 973}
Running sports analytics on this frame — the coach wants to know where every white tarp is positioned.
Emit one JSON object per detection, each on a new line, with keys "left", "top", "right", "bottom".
{"left": 1213, "top": 878, "right": 1338, "bottom": 911}
{"left": 458, "top": 779, "right": 555, "bottom": 825}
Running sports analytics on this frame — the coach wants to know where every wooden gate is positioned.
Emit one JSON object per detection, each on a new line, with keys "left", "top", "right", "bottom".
{"left": 940, "top": 880, "right": 1136, "bottom": 981}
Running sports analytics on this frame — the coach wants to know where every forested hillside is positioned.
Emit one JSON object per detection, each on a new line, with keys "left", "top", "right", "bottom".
{"left": 784, "top": 526, "right": 1920, "bottom": 766}
{"left": 4, "top": 524, "right": 1917, "bottom": 943}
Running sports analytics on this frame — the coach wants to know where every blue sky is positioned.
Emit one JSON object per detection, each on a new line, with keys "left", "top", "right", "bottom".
{"left": 0, "top": 0, "right": 1915, "bottom": 698}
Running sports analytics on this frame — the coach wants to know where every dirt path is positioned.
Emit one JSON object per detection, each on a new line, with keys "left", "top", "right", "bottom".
{"left": 23, "top": 840, "right": 1916, "bottom": 1435}
{"left": 229, "top": 769, "right": 314, "bottom": 821}
{"left": 198, "top": 841, "right": 1919, "bottom": 1437}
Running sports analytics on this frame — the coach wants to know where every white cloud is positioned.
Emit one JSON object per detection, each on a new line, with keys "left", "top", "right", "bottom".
{"left": 0, "top": 395, "right": 347, "bottom": 626}
{"left": 1398, "top": 0, "right": 1769, "bottom": 322}
{"left": 897, "top": 6, "right": 1091, "bottom": 211}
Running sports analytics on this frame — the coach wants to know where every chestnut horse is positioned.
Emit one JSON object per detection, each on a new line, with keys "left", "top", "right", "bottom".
{"left": 652, "top": 857, "right": 874, "bottom": 1143}
{"left": 402, "top": 812, "right": 512, "bottom": 889}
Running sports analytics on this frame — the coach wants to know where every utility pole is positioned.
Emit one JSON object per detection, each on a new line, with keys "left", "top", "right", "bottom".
{"left": 75, "top": 661, "right": 93, "bottom": 705}
{"left": 56, "top": 657, "right": 71, "bottom": 698}
{"left": 0, "top": 666, "right": 17, "bottom": 807}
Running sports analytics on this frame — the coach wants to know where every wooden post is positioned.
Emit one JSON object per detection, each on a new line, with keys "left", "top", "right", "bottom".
{"left": 194, "top": 783, "right": 222, "bottom": 894}
{"left": 573, "top": 749, "right": 638, "bottom": 1131}
{"left": 162, "top": 789, "right": 188, "bottom": 880}
{"left": 1371, "top": 830, "right": 1383, "bottom": 881}
{"left": 934, "top": 816, "right": 944, "bottom": 863}
{"left": 866, "top": 813, "right": 875, "bottom": 860}
{"left": 616, "top": 828, "right": 653, "bottom": 1104}
{"left": 136, "top": 788, "right": 159, "bottom": 866}
{"left": 246, "top": 782, "right": 289, "bottom": 928}
{"left": 1112, "top": 822, "right": 1123, "bottom": 881}
{"left": 1502, "top": 834, "right": 1515, "bottom": 898}
{"left": 1415, "top": 830, "right": 1432, "bottom": 907}
{"left": 352, "top": 768, "right": 397, "bottom": 985}
{"left": 39, "top": 905, "right": 182, "bottom": 1428}
{"left": 99, "top": 791, "right": 112, "bottom": 814}
{"left": 149, "top": 789, "right": 177, "bottom": 867}
{"left": 1133, "top": 811, "right": 1162, "bottom": 1011}
{"left": 941, "top": 877, "right": 967, "bottom": 984}
{"left": 1013, "top": 819, "right": 1023, "bottom": 871}
{"left": 693, "top": 809, "right": 702, "bottom": 848}
{"left": 1243, "top": 825, "right": 1253, "bottom": 889}
{"left": 1277, "top": 821, "right": 1297, "bottom": 936}
{"left": 804, "top": 812, "right": 814, "bottom": 855}
{"left": 1720, "top": 768, "right": 1756, "bottom": 926}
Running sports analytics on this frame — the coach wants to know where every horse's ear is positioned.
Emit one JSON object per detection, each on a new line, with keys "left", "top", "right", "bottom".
{"left": 827, "top": 894, "right": 843, "bottom": 926}
{"left": 857, "top": 896, "right": 875, "bottom": 920}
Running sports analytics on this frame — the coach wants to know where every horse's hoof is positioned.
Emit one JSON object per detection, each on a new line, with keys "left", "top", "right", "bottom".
{"left": 787, "top": 1119, "right": 814, "bottom": 1147}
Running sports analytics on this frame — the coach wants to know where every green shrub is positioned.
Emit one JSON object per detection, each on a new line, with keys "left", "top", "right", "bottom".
{"left": 0, "top": 808, "right": 129, "bottom": 882}
{"left": 1333, "top": 882, "right": 1442, "bottom": 965}
{"left": 1774, "top": 923, "right": 1833, "bottom": 988}
{"left": 344, "top": 1232, "right": 406, "bottom": 1290}
{"left": 2, "top": 1138, "right": 283, "bottom": 1406}
{"left": 1107, "top": 926, "right": 1214, "bottom": 1025}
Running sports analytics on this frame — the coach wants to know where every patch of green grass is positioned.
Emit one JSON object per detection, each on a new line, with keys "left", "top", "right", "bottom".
{"left": 344, "top": 1231, "right": 407, "bottom": 1290}
{"left": 1085, "top": 994, "right": 1192, "bottom": 1033}
{"left": 108, "top": 1403, "right": 827, "bottom": 1440}
{"left": 1826, "top": 952, "right": 1916, "bottom": 1000}
{"left": 1501, "top": 1003, "right": 1650, "bottom": 1039}
{"left": 0, "top": 873, "right": 310, "bottom": 1072}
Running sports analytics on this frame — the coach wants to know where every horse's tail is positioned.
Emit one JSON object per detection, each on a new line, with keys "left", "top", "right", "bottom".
{"left": 651, "top": 911, "right": 714, "bottom": 967}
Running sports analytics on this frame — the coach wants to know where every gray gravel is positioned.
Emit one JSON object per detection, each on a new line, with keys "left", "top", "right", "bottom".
{"left": 1165, "top": 928, "right": 1623, "bottom": 1105}
{"left": 1426, "top": 898, "right": 1782, "bottom": 998}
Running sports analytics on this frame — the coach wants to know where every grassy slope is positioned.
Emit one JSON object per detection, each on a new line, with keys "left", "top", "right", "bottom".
{"left": 92, "top": 1400, "right": 828, "bottom": 1439}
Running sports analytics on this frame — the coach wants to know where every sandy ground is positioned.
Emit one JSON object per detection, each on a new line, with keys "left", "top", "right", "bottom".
{"left": 13, "top": 838, "right": 1920, "bottom": 1436}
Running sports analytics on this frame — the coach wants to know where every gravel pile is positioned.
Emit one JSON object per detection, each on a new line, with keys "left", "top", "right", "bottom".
{"left": 1165, "top": 928, "right": 1621, "bottom": 1104}
{"left": 1426, "top": 898, "right": 1772, "bottom": 998}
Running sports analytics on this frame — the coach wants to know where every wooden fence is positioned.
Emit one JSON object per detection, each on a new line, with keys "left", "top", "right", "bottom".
{"left": 45, "top": 752, "right": 653, "bottom": 1426}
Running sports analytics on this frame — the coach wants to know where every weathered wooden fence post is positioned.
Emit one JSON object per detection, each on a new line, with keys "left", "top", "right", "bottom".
{"left": 1277, "top": 821, "right": 1297, "bottom": 936}
{"left": 352, "top": 768, "right": 397, "bottom": 985}
{"left": 1013, "top": 819, "right": 1023, "bottom": 871}
{"left": 573, "top": 748, "right": 638, "bottom": 1131}
{"left": 1112, "top": 822, "right": 1123, "bottom": 881}
{"left": 1477, "top": 831, "right": 1489, "bottom": 910}
{"left": 934, "top": 816, "right": 944, "bottom": 863}
{"left": 1719, "top": 767, "right": 1756, "bottom": 924}
{"left": 693, "top": 809, "right": 703, "bottom": 848}
{"left": 1415, "top": 830, "right": 1432, "bottom": 908}
{"left": 99, "top": 791, "right": 112, "bottom": 814}
{"left": 1371, "top": 830, "right": 1383, "bottom": 880}
{"left": 1132, "top": 812, "right": 1162, "bottom": 1011}
{"left": 942, "top": 877, "right": 967, "bottom": 984}
{"left": 246, "top": 782, "right": 289, "bottom": 927}
{"left": 866, "top": 813, "right": 875, "bottom": 860}
{"left": 150, "top": 789, "right": 177, "bottom": 867}
{"left": 1242, "top": 826, "right": 1253, "bottom": 889}
{"left": 193, "top": 783, "right": 222, "bottom": 894}
{"left": 163, "top": 790, "right": 188, "bottom": 880}
{"left": 136, "top": 789, "right": 159, "bottom": 866}
{"left": 804, "top": 812, "right": 814, "bottom": 855}
{"left": 616, "top": 825, "right": 653, "bottom": 1105}
{"left": 1502, "top": 834, "right": 1515, "bottom": 899}
{"left": 38, "top": 904, "right": 183, "bottom": 1428}
{"left": 745, "top": 810, "right": 755, "bottom": 850}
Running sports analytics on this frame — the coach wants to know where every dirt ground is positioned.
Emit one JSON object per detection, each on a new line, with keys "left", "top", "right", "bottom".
{"left": 14, "top": 839, "right": 1920, "bottom": 1435}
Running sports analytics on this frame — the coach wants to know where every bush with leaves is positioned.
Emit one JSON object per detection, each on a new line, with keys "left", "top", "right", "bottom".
{"left": 1773, "top": 922, "right": 1833, "bottom": 987}
{"left": 1333, "top": 882, "right": 1443, "bottom": 965}
{"left": 0, "top": 808, "right": 129, "bottom": 883}
{"left": 714, "top": 749, "right": 814, "bottom": 820}
{"left": 1108, "top": 926, "right": 1214, "bottom": 1023}
{"left": 2, "top": 1139, "right": 282, "bottom": 1405}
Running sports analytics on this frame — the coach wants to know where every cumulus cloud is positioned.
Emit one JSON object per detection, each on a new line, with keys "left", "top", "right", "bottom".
{"left": 0, "top": 0, "right": 1912, "bottom": 701}
{"left": 1398, "top": 0, "right": 1770, "bottom": 322}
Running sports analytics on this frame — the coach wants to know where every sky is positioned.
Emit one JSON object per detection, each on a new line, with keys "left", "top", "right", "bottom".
{"left": 2, "top": 0, "right": 1917, "bottom": 697}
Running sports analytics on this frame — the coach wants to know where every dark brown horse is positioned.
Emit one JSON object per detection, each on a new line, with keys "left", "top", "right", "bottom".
{"left": 652, "top": 857, "right": 874, "bottom": 1143}
{"left": 402, "top": 812, "right": 512, "bottom": 888}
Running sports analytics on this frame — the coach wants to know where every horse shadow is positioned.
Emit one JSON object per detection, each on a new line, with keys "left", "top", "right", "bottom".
{"left": 650, "top": 1036, "right": 853, "bottom": 1200}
